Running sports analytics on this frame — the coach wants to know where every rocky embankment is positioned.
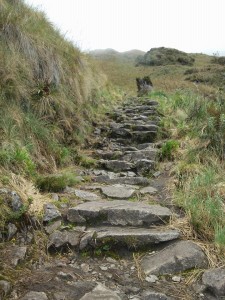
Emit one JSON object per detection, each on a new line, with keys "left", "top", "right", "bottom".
{"left": 1, "top": 97, "right": 224, "bottom": 299}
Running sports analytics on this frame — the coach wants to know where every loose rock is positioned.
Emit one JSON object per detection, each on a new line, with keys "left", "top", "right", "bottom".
{"left": 202, "top": 268, "right": 225, "bottom": 296}
{"left": 141, "top": 241, "right": 208, "bottom": 275}
{"left": 43, "top": 203, "right": 61, "bottom": 223}
{"left": 101, "top": 185, "right": 135, "bottom": 199}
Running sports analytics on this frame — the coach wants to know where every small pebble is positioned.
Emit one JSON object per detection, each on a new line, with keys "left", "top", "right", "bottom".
{"left": 145, "top": 275, "right": 159, "bottom": 283}
{"left": 99, "top": 266, "right": 108, "bottom": 271}
{"left": 172, "top": 276, "right": 181, "bottom": 282}
{"left": 81, "top": 263, "right": 90, "bottom": 272}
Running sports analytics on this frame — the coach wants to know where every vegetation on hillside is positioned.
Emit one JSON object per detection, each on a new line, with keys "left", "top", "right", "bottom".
{"left": 90, "top": 48, "right": 225, "bottom": 97}
{"left": 154, "top": 89, "right": 225, "bottom": 252}
{"left": 0, "top": 0, "right": 120, "bottom": 177}
{"left": 136, "top": 47, "right": 195, "bottom": 66}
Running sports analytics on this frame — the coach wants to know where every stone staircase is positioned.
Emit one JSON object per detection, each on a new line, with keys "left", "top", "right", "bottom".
{"left": 2, "top": 97, "right": 222, "bottom": 300}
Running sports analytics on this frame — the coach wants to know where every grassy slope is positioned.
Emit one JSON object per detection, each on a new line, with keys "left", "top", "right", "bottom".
{"left": 0, "top": 0, "right": 121, "bottom": 176}
{"left": 90, "top": 49, "right": 224, "bottom": 98}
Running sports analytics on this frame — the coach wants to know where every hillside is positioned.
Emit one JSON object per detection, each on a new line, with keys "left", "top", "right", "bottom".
{"left": 0, "top": 0, "right": 120, "bottom": 176}
{"left": 136, "top": 47, "right": 195, "bottom": 66}
{"left": 90, "top": 47, "right": 225, "bottom": 96}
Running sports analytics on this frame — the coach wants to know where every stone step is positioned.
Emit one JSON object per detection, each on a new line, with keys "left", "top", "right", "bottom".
{"left": 94, "top": 175, "right": 150, "bottom": 186}
{"left": 100, "top": 185, "right": 136, "bottom": 199}
{"left": 101, "top": 160, "right": 134, "bottom": 172}
{"left": 67, "top": 200, "right": 172, "bottom": 227}
{"left": 132, "top": 131, "right": 157, "bottom": 143}
{"left": 47, "top": 226, "right": 180, "bottom": 251}
{"left": 87, "top": 226, "right": 180, "bottom": 249}
{"left": 122, "top": 149, "right": 158, "bottom": 162}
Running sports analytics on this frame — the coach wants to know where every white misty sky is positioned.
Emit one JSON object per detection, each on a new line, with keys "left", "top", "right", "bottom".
{"left": 24, "top": 0, "right": 225, "bottom": 54}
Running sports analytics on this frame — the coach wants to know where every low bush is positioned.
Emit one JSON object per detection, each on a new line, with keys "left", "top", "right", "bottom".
{"left": 36, "top": 173, "right": 80, "bottom": 192}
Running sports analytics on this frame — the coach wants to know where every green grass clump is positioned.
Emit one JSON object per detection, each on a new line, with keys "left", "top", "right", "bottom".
{"left": 36, "top": 173, "right": 79, "bottom": 192}
{"left": 160, "top": 140, "right": 179, "bottom": 160}
{"left": 175, "top": 167, "right": 225, "bottom": 247}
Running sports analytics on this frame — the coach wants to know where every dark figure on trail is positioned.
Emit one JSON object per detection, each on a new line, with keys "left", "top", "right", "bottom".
{"left": 136, "top": 76, "right": 153, "bottom": 97}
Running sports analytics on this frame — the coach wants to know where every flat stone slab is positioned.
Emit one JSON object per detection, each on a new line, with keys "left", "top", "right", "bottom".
{"left": 123, "top": 149, "right": 157, "bottom": 162}
{"left": 140, "top": 186, "right": 158, "bottom": 195}
{"left": 100, "top": 185, "right": 135, "bottom": 199}
{"left": 95, "top": 176, "right": 150, "bottom": 186}
{"left": 103, "top": 160, "right": 134, "bottom": 172}
{"left": 65, "top": 189, "right": 100, "bottom": 201}
{"left": 88, "top": 226, "right": 180, "bottom": 248}
{"left": 80, "top": 284, "right": 121, "bottom": 300}
{"left": 202, "top": 268, "right": 225, "bottom": 296}
{"left": 48, "top": 230, "right": 82, "bottom": 249}
{"left": 67, "top": 201, "right": 172, "bottom": 226}
{"left": 141, "top": 240, "right": 208, "bottom": 275}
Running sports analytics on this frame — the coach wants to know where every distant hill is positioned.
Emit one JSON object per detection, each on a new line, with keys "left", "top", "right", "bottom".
{"left": 89, "top": 49, "right": 145, "bottom": 64}
{"left": 136, "top": 47, "right": 195, "bottom": 66}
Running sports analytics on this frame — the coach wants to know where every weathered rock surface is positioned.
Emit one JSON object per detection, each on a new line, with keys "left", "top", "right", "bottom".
{"left": 20, "top": 291, "right": 48, "bottom": 300}
{"left": 102, "top": 160, "right": 134, "bottom": 172}
{"left": 122, "top": 149, "right": 157, "bottom": 162}
{"left": 64, "top": 188, "right": 100, "bottom": 201}
{"left": 140, "top": 186, "right": 158, "bottom": 195}
{"left": 132, "top": 131, "right": 157, "bottom": 143}
{"left": 6, "top": 246, "right": 27, "bottom": 266}
{"left": 80, "top": 283, "right": 121, "bottom": 300}
{"left": 67, "top": 201, "right": 172, "bottom": 226}
{"left": 135, "top": 159, "right": 155, "bottom": 174}
{"left": 95, "top": 176, "right": 150, "bottom": 186}
{"left": 7, "top": 223, "right": 17, "bottom": 240}
{"left": 43, "top": 203, "right": 61, "bottom": 223}
{"left": 89, "top": 226, "right": 180, "bottom": 248}
{"left": 141, "top": 240, "right": 208, "bottom": 275}
{"left": 202, "top": 268, "right": 225, "bottom": 296}
{"left": 44, "top": 220, "right": 62, "bottom": 235}
{"left": 142, "top": 291, "right": 170, "bottom": 300}
{"left": 48, "top": 230, "right": 82, "bottom": 249}
{"left": 100, "top": 185, "right": 135, "bottom": 199}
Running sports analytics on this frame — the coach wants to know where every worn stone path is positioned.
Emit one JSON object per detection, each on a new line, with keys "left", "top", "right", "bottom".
{"left": 1, "top": 97, "right": 223, "bottom": 300}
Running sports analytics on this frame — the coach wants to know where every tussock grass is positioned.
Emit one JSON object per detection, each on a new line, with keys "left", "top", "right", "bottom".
{"left": 156, "top": 88, "right": 225, "bottom": 253}
{"left": 0, "top": 0, "right": 120, "bottom": 175}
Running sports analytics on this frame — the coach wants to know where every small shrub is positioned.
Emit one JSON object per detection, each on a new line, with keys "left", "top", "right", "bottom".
{"left": 36, "top": 173, "right": 79, "bottom": 192}
{"left": 160, "top": 140, "right": 179, "bottom": 160}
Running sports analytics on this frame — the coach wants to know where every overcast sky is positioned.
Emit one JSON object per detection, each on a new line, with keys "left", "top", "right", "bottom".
{"left": 24, "top": 0, "right": 225, "bottom": 55}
